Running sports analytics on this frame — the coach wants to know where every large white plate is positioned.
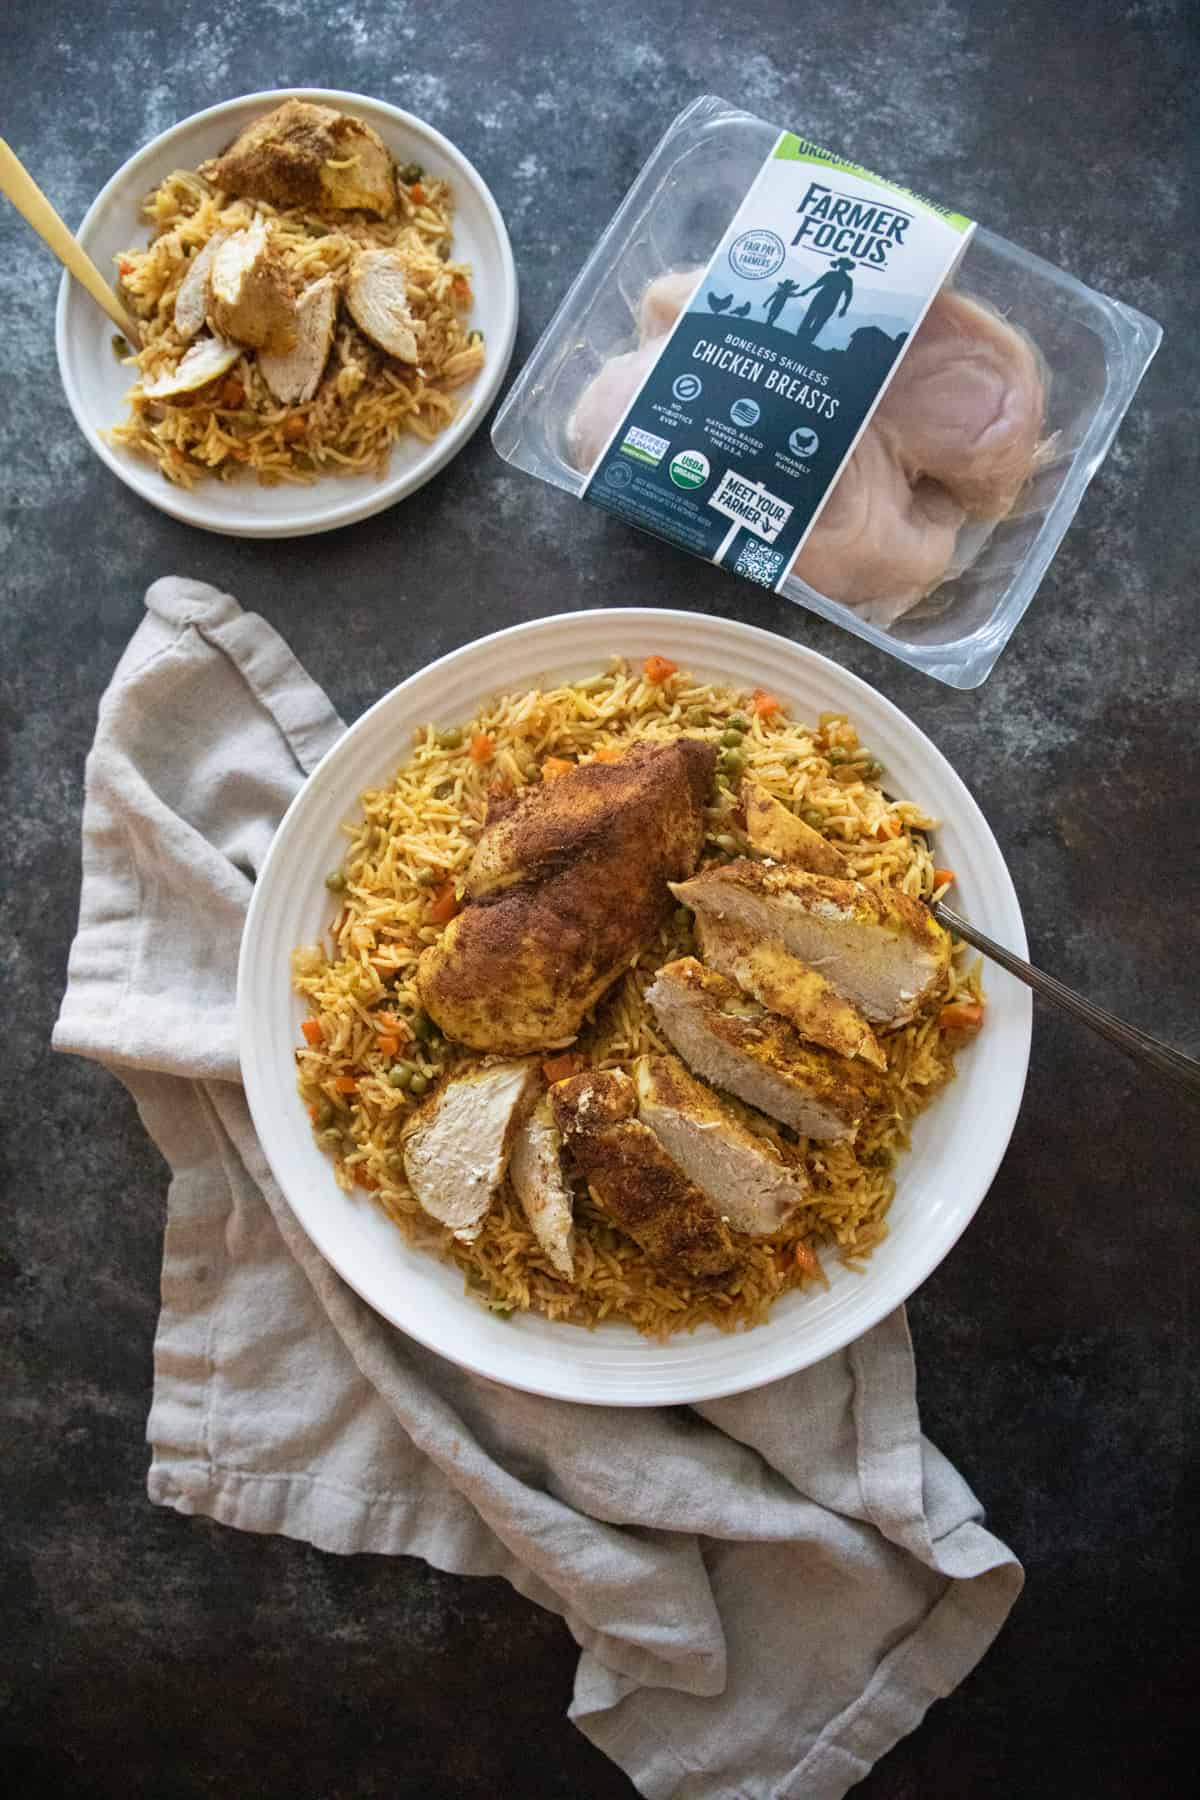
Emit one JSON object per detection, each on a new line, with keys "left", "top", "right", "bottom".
{"left": 238, "top": 612, "right": 1031, "bottom": 1404}
{"left": 56, "top": 88, "right": 518, "bottom": 537}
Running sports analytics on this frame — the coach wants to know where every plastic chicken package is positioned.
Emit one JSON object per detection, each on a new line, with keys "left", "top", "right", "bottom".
{"left": 492, "top": 96, "right": 1160, "bottom": 687}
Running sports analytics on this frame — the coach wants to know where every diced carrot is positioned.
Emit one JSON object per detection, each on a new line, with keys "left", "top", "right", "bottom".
{"left": 306, "top": 1103, "right": 319, "bottom": 1122}
{"left": 301, "top": 1018, "right": 324, "bottom": 1046}
{"left": 378, "top": 1034, "right": 399, "bottom": 1059}
{"left": 933, "top": 868, "right": 956, "bottom": 889}
{"left": 409, "top": 183, "right": 426, "bottom": 204}
{"left": 335, "top": 1074, "right": 358, "bottom": 1094}
{"left": 469, "top": 733, "right": 494, "bottom": 763}
{"left": 375, "top": 1011, "right": 402, "bottom": 1034}
{"left": 118, "top": 257, "right": 134, "bottom": 276}
{"left": 752, "top": 688, "right": 782, "bottom": 718}
{"left": 282, "top": 414, "right": 307, "bottom": 441}
{"left": 592, "top": 745, "right": 623, "bottom": 763}
{"left": 793, "top": 1242, "right": 822, "bottom": 1279}
{"left": 938, "top": 1001, "right": 985, "bottom": 1044}
{"left": 643, "top": 654, "right": 678, "bottom": 684}
{"left": 542, "top": 756, "right": 574, "bottom": 780}
{"left": 219, "top": 377, "right": 244, "bottom": 409}
{"left": 542, "top": 1053, "right": 585, "bottom": 1085}
{"left": 429, "top": 883, "right": 461, "bottom": 923}
{"left": 875, "top": 815, "right": 902, "bottom": 840}
{"left": 489, "top": 775, "right": 515, "bottom": 799}
{"left": 357, "top": 1170, "right": 380, "bottom": 1192}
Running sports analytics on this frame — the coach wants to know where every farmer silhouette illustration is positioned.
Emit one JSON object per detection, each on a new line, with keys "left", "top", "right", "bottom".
{"left": 796, "top": 257, "right": 856, "bottom": 345}
{"left": 762, "top": 277, "right": 802, "bottom": 328}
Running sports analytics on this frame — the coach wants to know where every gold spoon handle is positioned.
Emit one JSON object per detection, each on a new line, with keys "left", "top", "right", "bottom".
{"left": 0, "top": 137, "right": 141, "bottom": 342}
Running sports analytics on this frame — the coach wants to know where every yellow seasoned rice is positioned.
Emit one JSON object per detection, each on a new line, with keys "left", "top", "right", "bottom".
{"left": 291, "top": 662, "right": 983, "bottom": 1337}
{"left": 107, "top": 166, "right": 484, "bottom": 487}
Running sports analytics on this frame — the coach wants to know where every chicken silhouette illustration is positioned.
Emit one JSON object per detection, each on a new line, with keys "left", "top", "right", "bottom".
{"left": 730, "top": 301, "right": 751, "bottom": 318}
{"left": 706, "top": 291, "right": 733, "bottom": 314}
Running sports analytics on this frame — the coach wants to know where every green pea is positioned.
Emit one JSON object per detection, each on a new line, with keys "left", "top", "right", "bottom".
{"left": 436, "top": 726, "right": 463, "bottom": 749}
{"left": 409, "top": 1010, "right": 434, "bottom": 1042}
{"left": 325, "top": 869, "right": 347, "bottom": 891}
{"left": 314, "top": 1100, "right": 334, "bottom": 1129}
{"left": 715, "top": 833, "right": 739, "bottom": 853}
{"left": 865, "top": 758, "right": 884, "bottom": 779}
{"left": 802, "top": 808, "right": 825, "bottom": 830}
{"left": 721, "top": 727, "right": 745, "bottom": 747}
{"left": 720, "top": 749, "right": 746, "bottom": 776}
{"left": 399, "top": 161, "right": 425, "bottom": 184}
{"left": 388, "top": 1064, "right": 414, "bottom": 1090}
{"left": 413, "top": 867, "right": 436, "bottom": 887}
{"left": 826, "top": 746, "right": 849, "bottom": 765}
{"left": 727, "top": 712, "right": 750, "bottom": 732}
{"left": 409, "top": 1071, "right": 429, "bottom": 1097}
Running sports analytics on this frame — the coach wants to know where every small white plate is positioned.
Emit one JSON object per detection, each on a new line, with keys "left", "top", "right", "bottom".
{"left": 55, "top": 88, "right": 518, "bottom": 537}
{"left": 238, "top": 611, "right": 1031, "bottom": 1405}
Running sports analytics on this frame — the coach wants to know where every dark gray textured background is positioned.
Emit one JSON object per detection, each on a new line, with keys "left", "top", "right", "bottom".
{"left": 2, "top": 2, "right": 1197, "bottom": 1795}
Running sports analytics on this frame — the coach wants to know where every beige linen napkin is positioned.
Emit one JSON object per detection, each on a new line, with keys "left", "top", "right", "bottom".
{"left": 54, "top": 576, "right": 1022, "bottom": 1800}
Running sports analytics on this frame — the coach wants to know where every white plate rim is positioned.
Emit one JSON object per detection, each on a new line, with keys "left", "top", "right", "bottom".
{"left": 238, "top": 610, "right": 1032, "bottom": 1404}
{"left": 55, "top": 86, "right": 518, "bottom": 538}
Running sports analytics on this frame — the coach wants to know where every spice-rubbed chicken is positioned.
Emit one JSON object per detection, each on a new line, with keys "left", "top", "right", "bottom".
{"left": 551, "top": 1069, "right": 737, "bottom": 1282}
{"left": 673, "top": 862, "right": 950, "bottom": 1027}
{"left": 634, "top": 1054, "right": 810, "bottom": 1236}
{"left": 691, "top": 914, "right": 887, "bottom": 1069}
{"left": 646, "top": 959, "right": 883, "bottom": 1142}
{"left": 509, "top": 1094, "right": 576, "bottom": 1278}
{"left": 204, "top": 99, "right": 398, "bottom": 216}
{"left": 402, "top": 1059, "right": 541, "bottom": 1241}
{"left": 741, "top": 779, "right": 849, "bottom": 876}
{"left": 418, "top": 738, "right": 716, "bottom": 1052}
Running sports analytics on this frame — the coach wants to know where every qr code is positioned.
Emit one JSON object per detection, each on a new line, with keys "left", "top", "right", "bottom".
{"left": 733, "top": 540, "right": 785, "bottom": 588}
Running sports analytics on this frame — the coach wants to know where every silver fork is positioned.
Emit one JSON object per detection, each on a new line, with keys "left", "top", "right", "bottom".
{"left": 931, "top": 902, "right": 1200, "bottom": 1096}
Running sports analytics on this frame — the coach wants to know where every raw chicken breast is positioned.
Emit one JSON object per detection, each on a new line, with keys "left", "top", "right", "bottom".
{"left": 568, "top": 336, "right": 663, "bottom": 473}
{"left": 874, "top": 288, "right": 1045, "bottom": 519}
{"left": 790, "top": 427, "right": 965, "bottom": 620}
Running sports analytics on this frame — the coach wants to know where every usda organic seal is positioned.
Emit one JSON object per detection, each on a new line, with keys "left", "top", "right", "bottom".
{"left": 669, "top": 449, "right": 710, "bottom": 491}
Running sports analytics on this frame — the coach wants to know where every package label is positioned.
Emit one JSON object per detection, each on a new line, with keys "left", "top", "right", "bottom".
{"left": 582, "top": 134, "right": 974, "bottom": 590}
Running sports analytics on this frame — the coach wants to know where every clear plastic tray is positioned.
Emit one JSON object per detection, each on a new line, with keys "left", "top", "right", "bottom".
{"left": 492, "top": 95, "right": 1161, "bottom": 688}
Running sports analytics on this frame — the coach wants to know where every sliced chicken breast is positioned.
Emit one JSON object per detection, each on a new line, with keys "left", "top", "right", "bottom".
{"left": 402, "top": 1060, "right": 540, "bottom": 1241}
{"left": 258, "top": 274, "right": 339, "bottom": 404}
{"left": 141, "top": 334, "right": 241, "bottom": 400}
{"left": 742, "top": 780, "right": 849, "bottom": 875}
{"left": 691, "top": 914, "right": 886, "bottom": 1070}
{"left": 551, "top": 1070, "right": 737, "bottom": 1283}
{"left": 645, "top": 959, "right": 882, "bottom": 1142}
{"left": 672, "top": 862, "right": 950, "bottom": 1027}
{"left": 634, "top": 1054, "right": 809, "bottom": 1236}
{"left": 208, "top": 219, "right": 296, "bottom": 354}
{"left": 346, "top": 250, "right": 422, "bottom": 362}
{"left": 509, "top": 1094, "right": 575, "bottom": 1278}
{"left": 205, "top": 100, "right": 397, "bottom": 216}
{"left": 173, "top": 232, "right": 227, "bottom": 340}
{"left": 874, "top": 287, "right": 1045, "bottom": 520}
